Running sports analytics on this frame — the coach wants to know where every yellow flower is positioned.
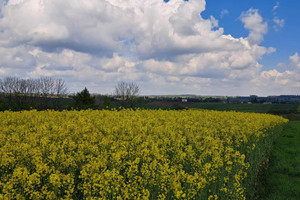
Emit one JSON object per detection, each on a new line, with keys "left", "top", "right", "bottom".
{"left": 0, "top": 109, "right": 287, "bottom": 199}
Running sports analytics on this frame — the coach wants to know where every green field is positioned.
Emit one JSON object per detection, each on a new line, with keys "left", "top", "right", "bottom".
{"left": 189, "top": 103, "right": 299, "bottom": 114}
{"left": 137, "top": 101, "right": 299, "bottom": 114}
{"left": 260, "top": 121, "right": 300, "bottom": 200}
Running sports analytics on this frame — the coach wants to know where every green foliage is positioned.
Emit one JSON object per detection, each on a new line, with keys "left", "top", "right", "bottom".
{"left": 0, "top": 97, "right": 6, "bottom": 111}
{"left": 73, "top": 88, "right": 95, "bottom": 108}
{"left": 103, "top": 95, "right": 111, "bottom": 108}
{"left": 244, "top": 124, "right": 285, "bottom": 199}
{"left": 170, "top": 103, "right": 185, "bottom": 110}
{"left": 283, "top": 113, "right": 300, "bottom": 121}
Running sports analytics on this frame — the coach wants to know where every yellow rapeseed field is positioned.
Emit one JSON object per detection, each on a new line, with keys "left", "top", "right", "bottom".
{"left": 0, "top": 109, "right": 287, "bottom": 199}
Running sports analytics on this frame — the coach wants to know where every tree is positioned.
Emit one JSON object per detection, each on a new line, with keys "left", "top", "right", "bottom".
{"left": 0, "top": 76, "right": 69, "bottom": 110}
{"left": 73, "top": 87, "right": 95, "bottom": 108}
{"left": 103, "top": 95, "right": 111, "bottom": 108}
{"left": 114, "top": 82, "right": 140, "bottom": 108}
{"left": 39, "top": 77, "right": 55, "bottom": 96}
{"left": 54, "top": 78, "right": 68, "bottom": 96}
{"left": 0, "top": 77, "right": 18, "bottom": 94}
{"left": 0, "top": 77, "right": 20, "bottom": 104}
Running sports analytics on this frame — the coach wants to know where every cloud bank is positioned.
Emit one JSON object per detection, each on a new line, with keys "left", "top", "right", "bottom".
{"left": 0, "top": 0, "right": 298, "bottom": 95}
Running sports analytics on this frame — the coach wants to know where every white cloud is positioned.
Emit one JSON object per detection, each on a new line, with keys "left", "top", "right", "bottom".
{"left": 278, "top": 52, "right": 300, "bottom": 70}
{"left": 240, "top": 8, "right": 268, "bottom": 44}
{"left": 0, "top": 0, "right": 243, "bottom": 60}
{"left": 272, "top": 2, "right": 285, "bottom": 31}
{"left": 0, "top": 46, "right": 36, "bottom": 69}
{"left": 256, "top": 52, "right": 300, "bottom": 95}
{"left": 288, "top": 52, "right": 300, "bottom": 69}
{"left": 0, "top": 0, "right": 297, "bottom": 95}
{"left": 272, "top": 2, "right": 280, "bottom": 12}
{"left": 273, "top": 17, "right": 285, "bottom": 31}
{"left": 266, "top": 47, "right": 276, "bottom": 54}
{"left": 258, "top": 69, "right": 299, "bottom": 93}
{"left": 220, "top": 9, "right": 229, "bottom": 18}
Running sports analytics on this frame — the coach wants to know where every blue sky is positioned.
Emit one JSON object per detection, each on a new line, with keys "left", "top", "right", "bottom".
{"left": 0, "top": 0, "right": 299, "bottom": 96}
{"left": 203, "top": 0, "right": 300, "bottom": 71}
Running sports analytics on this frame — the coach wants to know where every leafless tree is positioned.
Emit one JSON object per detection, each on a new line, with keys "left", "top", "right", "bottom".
{"left": 0, "top": 76, "right": 69, "bottom": 109}
{"left": 0, "top": 77, "right": 21, "bottom": 104}
{"left": 0, "top": 77, "right": 19, "bottom": 94}
{"left": 39, "top": 77, "right": 55, "bottom": 96}
{"left": 18, "top": 79, "right": 31, "bottom": 95}
{"left": 0, "top": 76, "right": 68, "bottom": 97}
{"left": 114, "top": 82, "right": 140, "bottom": 107}
{"left": 54, "top": 78, "right": 67, "bottom": 96}
{"left": 27, "top": 79, "right": 39, "bottom": 96}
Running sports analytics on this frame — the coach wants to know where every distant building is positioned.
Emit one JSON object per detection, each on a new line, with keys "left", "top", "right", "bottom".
{"left": 182, "top": 99, "right": 188, "bottom": 103}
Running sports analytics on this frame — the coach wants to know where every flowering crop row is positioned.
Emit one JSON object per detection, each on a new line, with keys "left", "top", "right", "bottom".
{"left": 0, "top": 109, "right": 287, "bottom": 199}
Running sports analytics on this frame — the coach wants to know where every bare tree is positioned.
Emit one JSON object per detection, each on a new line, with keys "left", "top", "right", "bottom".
{"left": 0, "top": 77, "right": 19, "bottom": 94}
{"left": 54, "top": 78, "right": 67, "bottom": 96}
{"left": 0, "top": 76, "right": 68, "bottom": 97}
{"left": 114, "top": 82, "right": 140, "bottom": 107}
{"left": 18, "top": 79, "right": 31, "bottom": 96}
{"left": 0, "top": 77, "right": 22, "bottom": 104}
{"left": 39, "top": 77, "right": 55, "bottom": 96}
{"left": 27, "top": 78, "right": 39, "bottom": 96}
{"left": 0, "top": 76, "right": 69, "bottom": 110}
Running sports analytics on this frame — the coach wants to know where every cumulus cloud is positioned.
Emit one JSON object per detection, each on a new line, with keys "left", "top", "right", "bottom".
{"left": 256, "top": 52, "right": 300, "bottom": 95}
{"left": 0, "top": 0, "right": 247, "bottom": 60}
{"left": 0, "top": 0, "right": 135, "bottom": 56}
{"left": 0, "top": 0, "right": 297, "bottom": 95}
{"left": 257, "top": 69, "right": 299, "bottom": 95}
{"left": 288, "top": 53, "right": 300, "bottom": 69}
{"left": 0, "top": 46, "right": 36, "bottom": 70}
{"left": 240, "top": 8, "right": 268, "bottom": 44}
{"left": 275, "top": 52, "right": 300, "bottom": 70}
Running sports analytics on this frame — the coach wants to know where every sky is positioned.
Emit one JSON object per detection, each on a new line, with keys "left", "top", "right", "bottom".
{"left": 0, "top": 0, "right": 299, "bottom": 96}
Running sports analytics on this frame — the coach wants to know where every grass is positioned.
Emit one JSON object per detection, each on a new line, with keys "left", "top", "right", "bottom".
{"left": 259, "top": 121, "right": 300, "bottom": 200}
{"left": 281, "top": 113, "right": 300, "bottom": 121}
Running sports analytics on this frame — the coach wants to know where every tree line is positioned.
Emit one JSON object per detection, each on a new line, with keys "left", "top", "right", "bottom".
{"left": 0, "top": 76, "right": 70, "bottom": 110}
{"left": 0, "top": 76, "right": 67, "bottom": 97}
{"left": 0, "top": 76, "right": 141, "bottom": 111}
